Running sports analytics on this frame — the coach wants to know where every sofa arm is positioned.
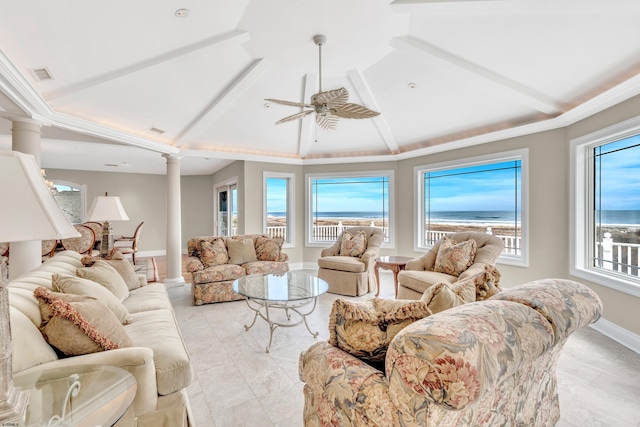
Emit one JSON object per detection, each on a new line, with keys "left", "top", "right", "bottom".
{"left": 405, "top": 249, "right": 437, "bottom": 272}
{"left": 15, "top": 347, "right": 159, "bottom": 417}
{"left": 386, "top": 300, "right": 555, "bottom": 419}
{"left": 299, "top": 341, "right": 399, "bottom": 426}
{"left": 185, "top": 256, "right": 204, "bottom": 273}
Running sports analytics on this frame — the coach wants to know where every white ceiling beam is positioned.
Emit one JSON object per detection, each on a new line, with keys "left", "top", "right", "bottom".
{"left": 298, "top": 73, "right": 317, "bottom": 159}
{"left": 390, "top": 36, "right": 561, "bottom": 115}
{"left": 46, "top": 30, "right": 251, "bottom": 101}
{"left": 347, "top": 68, "right": 399, "bottom": 153}
{"left": 176, "top": 58, "right": 270, "bottom": 143}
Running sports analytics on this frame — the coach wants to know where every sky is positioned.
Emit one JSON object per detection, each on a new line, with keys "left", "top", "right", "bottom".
{"left": 596, "top": 134, "right": 640, "bottom": 210}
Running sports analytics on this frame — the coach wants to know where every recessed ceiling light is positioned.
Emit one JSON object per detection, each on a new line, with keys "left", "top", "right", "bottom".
{"left": 175, "top": 8, "right": 189, "bottom": 17}
{"left": 408, "top": 83, "right": 416, "bottom": 89}
{"left": 147, "top": 127, "right": 165, "bottom": 135}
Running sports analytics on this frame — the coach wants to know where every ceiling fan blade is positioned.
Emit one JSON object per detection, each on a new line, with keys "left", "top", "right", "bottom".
{"left": 312, "top": 87, "right": 348, "bottom": 108}
{"left": 266, "top": 98, "right": 314, "bottom": 108}
{"left": 316, "top": 113, "right": 340, "bottom": 130}
{"left": 332, "top": 103, "right": 380, "bottom": 119}
{"left": 275, "top": 109, "right": 314, "bottom": 125}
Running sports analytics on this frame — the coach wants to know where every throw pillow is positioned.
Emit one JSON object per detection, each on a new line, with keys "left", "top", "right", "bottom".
{"left": 475, "top": 265, "right": 503, "bottom": 301}
{"left": 52, "top": 273, "right": 132, "bottom": 324}
{"left": 329, "top": 298, "right": 432, "bottom": 363}
{"left": 76, "top": 259, "right": 129, "bottom": 301}
{"left": 255, "top": 235, "right": 284, "bottom": 261}
{"left": 420, "top": 276, "right": 477, "bottom": 314}
{"left": 34, "top": 287, "right": 132, "bottom": 356}
{"left": 199, "top": 238, "right": 229, "bottom": 267}
{"left": 339, "top": 230, "right": 368, "bottom": 257}
{"left": 227, "top": 238, "right": 258, "bottom": 265}
{"left": 434, "top": 237, "right": 477, "bottom": 277}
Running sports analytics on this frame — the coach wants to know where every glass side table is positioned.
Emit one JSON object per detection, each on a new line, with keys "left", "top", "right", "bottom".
{"left": 13, "top": 365, "right": 136, "bottom": 427}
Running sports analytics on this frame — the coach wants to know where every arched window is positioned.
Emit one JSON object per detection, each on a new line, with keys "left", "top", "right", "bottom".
{"left": 52, "top": 181, "right": 87, "bottom": 224}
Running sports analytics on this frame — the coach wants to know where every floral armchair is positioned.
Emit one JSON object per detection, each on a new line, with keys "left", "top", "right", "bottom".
{"left": 299, "top": 278, "right": 603, "bottom": 426}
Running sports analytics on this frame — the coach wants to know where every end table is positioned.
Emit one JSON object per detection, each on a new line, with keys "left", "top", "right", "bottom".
{"left": 374, "top": 256, "right": 414, "bottom": 298}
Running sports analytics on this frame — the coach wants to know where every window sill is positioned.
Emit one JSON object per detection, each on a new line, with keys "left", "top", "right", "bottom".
{"left": 570, "top": 267, "right": 640, "bottom": 298}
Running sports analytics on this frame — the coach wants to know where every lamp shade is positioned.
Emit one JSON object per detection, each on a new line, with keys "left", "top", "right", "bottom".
{"left": 0, "top": 151, "right": 80, "bottom": 242}
{"left": 87, "top": 194, "right": 130, "bottom": 222}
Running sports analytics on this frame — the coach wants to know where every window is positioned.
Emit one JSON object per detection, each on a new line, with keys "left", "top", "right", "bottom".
{"left": 215, "top": 180, "right": 237, "bottom": 236}
{"left": 264, "top": 172, "right": 294, "bottom": 246}
{"left": 571, "top": 116, "right": 640, "bottom": 296}
{"left": 306, "top": 171, "right": 394, "bottom": 247}
{"left": 415, "top": 150, "right": 528, "bottom": 266}
{"left": 52, "top": 181, "right": 86, "bottom": 224}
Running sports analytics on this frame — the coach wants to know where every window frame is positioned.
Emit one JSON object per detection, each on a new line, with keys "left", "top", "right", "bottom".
{"left": 263, "top": 171, "right": 295, "bottom": 248}
{"left": 414, "top": 149, "right": 529, "bottom": 267}
{"left": 570, "top": 115, "right": 640, "bottom": 297}
{"left": 305, "top": 170, "right": 395, "bottom": 248}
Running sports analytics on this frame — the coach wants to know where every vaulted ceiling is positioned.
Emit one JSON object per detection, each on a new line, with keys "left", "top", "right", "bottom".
{"left": 1, "top": 0, "right": 640, "bottom": 175}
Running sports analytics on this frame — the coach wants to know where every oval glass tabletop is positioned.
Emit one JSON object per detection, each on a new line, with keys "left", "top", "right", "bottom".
{"left": 233, "top": 271, "right": 328, "bottom": 301}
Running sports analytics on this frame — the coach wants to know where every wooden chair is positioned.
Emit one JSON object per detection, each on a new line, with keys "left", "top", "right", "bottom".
{"left": 114, "top": 221, "right": 144, "bottom": 264}
{"left": 82, "top": 221, "right": 103, "bottom": 250}
{"left": 60, "top": 224, "right": 95, "bottom": 255}
{"left": 41, "top": 239, "right": 57, "bottom": 261}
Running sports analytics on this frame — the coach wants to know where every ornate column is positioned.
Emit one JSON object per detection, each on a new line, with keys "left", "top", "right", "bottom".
{"left": 9, "top": 119, "right": 43, "bottom": 280}
{"left": 162, "top": 154, "right": 185, "bottom": 287}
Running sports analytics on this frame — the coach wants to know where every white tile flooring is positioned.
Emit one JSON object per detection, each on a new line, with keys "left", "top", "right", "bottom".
{"left": 167, "top": 271, "right": 640, "bottom": 427}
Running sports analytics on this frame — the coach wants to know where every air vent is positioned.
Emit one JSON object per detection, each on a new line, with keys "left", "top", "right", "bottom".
{"left": 147, "top": 127, "right": 165, "bottom": 135}
{"left": 29, "top": 67, "right": 54, "bottom": 82}
{"left": 104, "top": 164, "right": 119, "bottom": 167}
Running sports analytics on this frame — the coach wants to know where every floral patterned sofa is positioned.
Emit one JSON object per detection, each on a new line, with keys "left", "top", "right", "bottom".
{"left": 299, "top": 278, "right": 603, "bottom": 426}
{"left": 186, "top": 234, "right": 289, "bottom": 305}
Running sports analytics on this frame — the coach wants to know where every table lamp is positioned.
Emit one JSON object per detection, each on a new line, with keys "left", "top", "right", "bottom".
{"left": 86, "top": 193, "right": 130, "bottom": 257}
{"left": 0, "top": 150, "right": 80, "bottom": 426}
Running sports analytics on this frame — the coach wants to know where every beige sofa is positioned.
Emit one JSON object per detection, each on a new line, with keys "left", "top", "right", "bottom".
{"left": 8, "top": 251, "right": 194, "bottom": 427}
{"left": 299, "top": 278, "right": 603, "bottom": 426}
{"left": 398, "top": 232, "right": 504, "bottom": 300}
{"left": 186, "top": 234, "right": 289, "bottom": 305}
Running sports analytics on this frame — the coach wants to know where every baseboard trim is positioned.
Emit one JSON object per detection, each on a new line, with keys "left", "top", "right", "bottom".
{"left": 589, "top": 318, "right": 640, "bottom": 355}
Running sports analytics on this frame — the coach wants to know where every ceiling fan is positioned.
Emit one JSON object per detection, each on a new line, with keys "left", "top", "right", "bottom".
{"left": 265, "top": 34, "right": 380, "bottom": 130}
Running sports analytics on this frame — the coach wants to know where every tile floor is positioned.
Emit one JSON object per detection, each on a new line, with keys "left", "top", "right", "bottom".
{"left": 166, "top": 270, "right": 640, "bottom": 427}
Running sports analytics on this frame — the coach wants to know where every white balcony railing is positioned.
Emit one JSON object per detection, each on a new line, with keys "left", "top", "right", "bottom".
{"left": 597, "top": 232, "right": 640, "bottom": 276}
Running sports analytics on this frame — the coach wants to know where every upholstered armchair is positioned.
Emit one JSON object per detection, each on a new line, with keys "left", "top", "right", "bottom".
{"left": 317, "top": 226, "right": 385, "bottom": 296}
{"left": 397, "top": 231, "right": 504, "bottom": 301}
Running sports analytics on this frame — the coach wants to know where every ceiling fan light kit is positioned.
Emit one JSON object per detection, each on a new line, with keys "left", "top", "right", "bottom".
{"left": 266, "top": 34, "right": 380, "bottom": 130}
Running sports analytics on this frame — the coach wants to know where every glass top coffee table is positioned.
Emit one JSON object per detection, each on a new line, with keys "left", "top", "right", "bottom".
{"left": 233, "top": 271, "right": 329, "bottom": 352}
{"left": 13, "top": 364, "right": 136, "bottom": 427}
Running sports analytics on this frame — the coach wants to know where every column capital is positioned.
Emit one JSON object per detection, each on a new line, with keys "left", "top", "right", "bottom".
{"left": 162, "top": 153, "right": 182, "bottom": 162}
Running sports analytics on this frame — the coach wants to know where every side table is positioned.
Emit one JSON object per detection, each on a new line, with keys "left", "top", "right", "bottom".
{"left": 374, "top": 256, "right": 414, "bottom": 298}
{"left": 13, "top": 365, "right": 136, "bottom": 427}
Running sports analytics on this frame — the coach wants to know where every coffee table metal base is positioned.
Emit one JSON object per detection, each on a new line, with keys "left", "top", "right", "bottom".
{"left": 242, "top": 297, "right": 320, "bottom": 353}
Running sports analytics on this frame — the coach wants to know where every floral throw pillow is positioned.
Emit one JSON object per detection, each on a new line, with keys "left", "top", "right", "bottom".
{"left": 434, "top": 237, "right": 477, "bottom": 277}
{"left": 199, "top": 238, "right": 229, "bottom": 267}
{"left": 329, "top": 298, "right": 432, "bottom": 363}
{"left": 255, "top": 236, "right": 284, "bottom": 261}
{"left": 339, "top": 230, "right": 368, "bottom": 257}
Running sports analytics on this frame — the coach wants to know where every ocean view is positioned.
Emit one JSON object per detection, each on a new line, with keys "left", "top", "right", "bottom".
{"left": 269, "top": 210, "right": 640, "bottom": 227}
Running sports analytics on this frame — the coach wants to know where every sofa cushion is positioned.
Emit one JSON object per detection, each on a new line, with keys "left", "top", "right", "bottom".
{"left": 243, "top": 260, "right": 289, "bottom": 276}
{"left": 52, "top": 273, "right": 133, "bottom": 324}
{"left": 199, "top": 238, "right": 229, "bottom": 267}
{"left": 434, "top": 237, "right": 477, "bottom": 277}
{"left": 227, "top": 238, "right": 258, "bottom": 265}
{"left": 124, "top": 283, "right": 173, "bottom": 313}
{"left": 317, "top": 256, "right": 366, "bottom": 273}
{"left": 10, "top": 306, "right": 58, "bottom": 372}
{"left": 124, "top": 309, "right": 193, "bottom": 395}
{"left": 77, "top": 259, "right": 129, "bottom": 301}
{"left": 255, "top": 235, "right": 284, "bottom": 261}
{"left": 192, "top": 264, "right": 246, "bottom": 284}
{"left": 328, "top": 298, "right": 432, "bottom": 363}
{"left": 420, "top": 275, "right": 477, "bottom": 314}
{"left": 34, "top": 287, "right": 132, "bottom": 356}
{"left": 81, "top": 249, "right": 141, "bottom": 290}
{"left": 339, "top": 230, "right": 367, "bottom": 257}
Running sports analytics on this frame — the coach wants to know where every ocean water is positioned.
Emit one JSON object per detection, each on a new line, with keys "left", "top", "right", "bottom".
{"left": 268, "top": 210, "right": 640, "bottom": 226}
